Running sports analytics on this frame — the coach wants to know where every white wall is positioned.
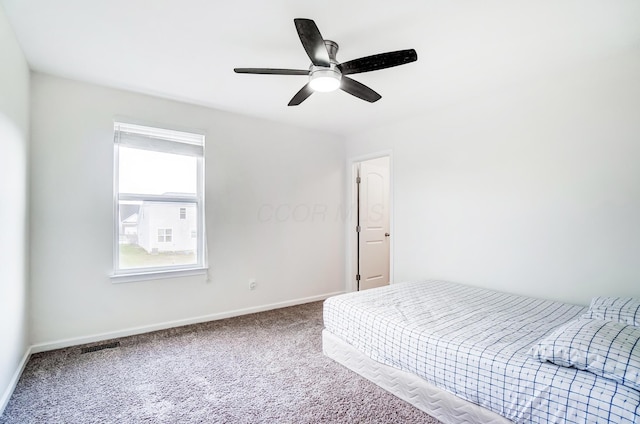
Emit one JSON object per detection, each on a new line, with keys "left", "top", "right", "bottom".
{"left": 0, "top": 5, "right": 29, "bottom": 413}
{"left": 346, "top": 48, "right": 640, "bottom": 305}
{"left": 30, "top": 73, "right": 345, "bottom": 346}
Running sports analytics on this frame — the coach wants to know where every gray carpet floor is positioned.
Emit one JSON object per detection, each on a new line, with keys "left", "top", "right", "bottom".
{"left": 1, "top": 301, "right": 441, "bottom": 423}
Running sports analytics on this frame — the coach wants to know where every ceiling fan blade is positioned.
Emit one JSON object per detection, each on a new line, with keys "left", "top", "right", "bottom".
{"left": 340, "top": 77, "right": 381, "bottom": 103}
{"left": 294, "top": 18, "right": 330, "bottom": 67}
{"left": 288, "top": 83, "right": 314, "bottom": 106}
{"left": 234, "top": 68, "right": 309, "bottom": 76}
{"left": 338, "top": 49, "right": 417, "bottom": 76}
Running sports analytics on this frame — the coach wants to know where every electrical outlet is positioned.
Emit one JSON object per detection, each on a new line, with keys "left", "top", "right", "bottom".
{"left": 249, "top": 279, "right": 257, "bottom": 290}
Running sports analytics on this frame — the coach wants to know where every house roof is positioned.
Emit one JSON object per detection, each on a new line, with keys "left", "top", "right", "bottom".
{"left": 119, "top": 204, "right": 139, "bottom": 222}
{"left": 122, "top": 213, "right": 138, "bottom": 224}
{"left": 2, "top": 1, "right": 639, "bottom": 137}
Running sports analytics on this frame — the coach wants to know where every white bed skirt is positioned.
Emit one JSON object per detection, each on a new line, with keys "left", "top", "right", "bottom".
{"left": 322, "top": 329, "right": 512, "bottom": 424}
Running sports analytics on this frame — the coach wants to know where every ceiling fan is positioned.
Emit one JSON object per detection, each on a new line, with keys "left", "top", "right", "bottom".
{"left": 234, "top": 18, "right": 418, "bottom": 106}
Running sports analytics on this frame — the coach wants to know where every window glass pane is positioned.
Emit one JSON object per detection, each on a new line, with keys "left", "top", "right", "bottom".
{"left": 119, "top": 146, "right": 197, "bottom": 196}
{"left": 118, "top": 201, "right": 197, "bottom": 269}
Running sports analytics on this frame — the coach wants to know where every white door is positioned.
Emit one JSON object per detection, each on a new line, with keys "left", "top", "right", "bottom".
{"left": 358, "top": 157, "right": 390, "bottom": 290}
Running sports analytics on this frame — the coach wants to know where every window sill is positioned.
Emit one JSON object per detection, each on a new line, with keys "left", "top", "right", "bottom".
{"left": 110, "top": 267, "right": 208, "bottom": 284}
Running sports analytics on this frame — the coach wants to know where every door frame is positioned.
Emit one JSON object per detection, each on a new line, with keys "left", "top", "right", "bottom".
{"left": 346, "top": 150, "right": 394, "bottom": 293}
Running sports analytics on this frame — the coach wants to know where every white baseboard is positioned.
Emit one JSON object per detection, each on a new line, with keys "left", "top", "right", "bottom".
{"left": 30, "top": 292, "right": 343, "bottom": 354}
{"left": 0, "top": 346, "right": 32, "bottom": 416}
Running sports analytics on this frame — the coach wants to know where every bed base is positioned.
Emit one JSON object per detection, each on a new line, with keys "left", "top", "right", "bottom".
{"left": 322, "top": 330, "right": 511, "bottom": 424}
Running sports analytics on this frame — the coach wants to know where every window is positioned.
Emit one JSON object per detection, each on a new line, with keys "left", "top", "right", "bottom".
{"left": 157, "top": 228, "right": 172, "bottom": 243}
{"left": 113, "top": 122, "right": 206, "bottom": 280}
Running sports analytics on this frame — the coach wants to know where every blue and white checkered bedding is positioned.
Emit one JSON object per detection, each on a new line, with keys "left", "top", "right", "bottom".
{"left": 323, "top": 280, "right": 640, "bottom": 423}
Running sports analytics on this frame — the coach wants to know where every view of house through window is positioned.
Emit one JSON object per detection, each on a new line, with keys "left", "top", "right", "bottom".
{"left": 114, "top": 122, "right": 205, "bottom": 276}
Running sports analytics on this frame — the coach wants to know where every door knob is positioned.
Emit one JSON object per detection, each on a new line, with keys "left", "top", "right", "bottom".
{"left": 384, "top": 233, "right": 390, "bottom": 237}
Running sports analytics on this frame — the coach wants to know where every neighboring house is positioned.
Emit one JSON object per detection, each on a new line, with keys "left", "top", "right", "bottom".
{"left": 137, "top": 202, "right": 197, "bottom": 254}
{"left": 120, "top": 212, "right": 138, "bottom": 243}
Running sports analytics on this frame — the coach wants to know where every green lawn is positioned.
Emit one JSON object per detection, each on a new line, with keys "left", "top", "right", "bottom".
{"left": 119, "top": 244, "right": 195, "bottom": 268}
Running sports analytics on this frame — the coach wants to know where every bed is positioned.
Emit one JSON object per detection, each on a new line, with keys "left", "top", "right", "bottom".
{"left": 322, "top": 280, "right": 640, "bottom": 423}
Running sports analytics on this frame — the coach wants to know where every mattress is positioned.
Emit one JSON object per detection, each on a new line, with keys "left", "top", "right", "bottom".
{"left": 323, "top": 280, "right": 640, "bottom": 423}
{"left": 323, "top": 329, "right": 511, "bottom": 424}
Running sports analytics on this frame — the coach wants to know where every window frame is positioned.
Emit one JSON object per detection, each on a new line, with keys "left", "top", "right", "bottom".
{"left": 111, "top": 121, "right": 207, "bottom": 283}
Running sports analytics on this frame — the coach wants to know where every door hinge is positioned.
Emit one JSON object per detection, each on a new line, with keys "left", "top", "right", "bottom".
{"left": 356, "top": 274, "right": 361, "bottom": 281}
{"left": 356, "top": 225, "right": 361, "bottom": 232}
{"left": 356, "top": 176, "right": 361, "bottom": 184}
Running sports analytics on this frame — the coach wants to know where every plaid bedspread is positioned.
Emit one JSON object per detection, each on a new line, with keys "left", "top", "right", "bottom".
{"left": 323, "top": 280, "right": 640, "bottom": 423}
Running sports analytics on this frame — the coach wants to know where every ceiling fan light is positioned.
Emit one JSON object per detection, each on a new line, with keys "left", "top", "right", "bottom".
{"left": 309, "top": 67, "right": 341, "bottom": 92}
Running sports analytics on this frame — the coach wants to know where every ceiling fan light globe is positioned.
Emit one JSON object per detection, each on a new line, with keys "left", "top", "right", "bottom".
{"left": 309, "top": 67, "right": 342, "bottom": 92}
{"left": 310, "top": 76, "right": 341, "bottom": 92}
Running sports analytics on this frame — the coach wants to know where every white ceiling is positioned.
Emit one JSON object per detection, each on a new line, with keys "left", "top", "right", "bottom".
{"left": 3, "top": 0, "right": 640, "bottom": 137}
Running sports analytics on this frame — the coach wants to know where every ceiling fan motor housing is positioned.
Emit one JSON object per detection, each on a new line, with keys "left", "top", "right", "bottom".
{"left": 308, "top": 40, "right": 341, "bottom": 92}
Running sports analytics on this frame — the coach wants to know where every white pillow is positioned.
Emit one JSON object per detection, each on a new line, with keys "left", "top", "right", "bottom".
{"left": 530, "top": 318, "right": 640, "bottom": 391}
{"left": 582, "top": 297, "right": 640, "bottom": 326}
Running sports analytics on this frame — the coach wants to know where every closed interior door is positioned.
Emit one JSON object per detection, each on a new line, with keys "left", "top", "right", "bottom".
{"left": 358, "top": 157, "right": 390, "bottom": 290}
